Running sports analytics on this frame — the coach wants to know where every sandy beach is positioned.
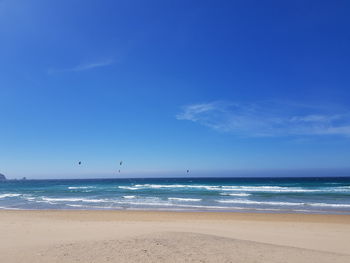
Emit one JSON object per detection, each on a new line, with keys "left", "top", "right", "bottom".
{"left": 0, "top": 210, "right": 349, "bottom": 262}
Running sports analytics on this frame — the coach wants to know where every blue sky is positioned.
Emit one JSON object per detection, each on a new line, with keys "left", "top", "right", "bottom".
{"left": 1, "top": 0, "right": 350, "bottom": 178}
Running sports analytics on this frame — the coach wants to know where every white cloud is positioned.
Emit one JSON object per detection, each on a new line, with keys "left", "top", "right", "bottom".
{"left": 176, "top": 102, "right": 219, "bottom": 121}
{"left": 48, "top": 59, "right": 114, "bottom": 74}
{"left": 70, "top": 59, "right": 114, "bottom": 71}
{"left": 176, "top": 101, "right": 350, "bottom": 137}
{"left": 290, "top": 114, "right": 341, "bottom": 123}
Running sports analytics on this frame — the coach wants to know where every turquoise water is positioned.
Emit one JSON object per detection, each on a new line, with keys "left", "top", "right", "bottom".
{"left": 1, "top": 177, "right": 350, "bottom": 214}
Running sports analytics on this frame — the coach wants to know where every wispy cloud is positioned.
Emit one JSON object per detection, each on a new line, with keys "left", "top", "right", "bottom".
{"left": 48, "top": 59, "right": 114, "bottom": 74}
{"left": 176, "top": 101, "right": 350, "bottom": 137}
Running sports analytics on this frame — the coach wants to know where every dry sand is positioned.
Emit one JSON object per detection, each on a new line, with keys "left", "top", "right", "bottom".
{"left": 0, "top": 210, "right": 349, "bottom": 262}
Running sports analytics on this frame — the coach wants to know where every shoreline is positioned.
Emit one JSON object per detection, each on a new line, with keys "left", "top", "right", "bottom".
{"left": 1, "top": 208, "right": 350, "bottom": 221}
{"left": 1, "top": 207, "right": 350, "bottom": 216}
{"left": 1, "top": 210, "right": 350, "bottom": 262}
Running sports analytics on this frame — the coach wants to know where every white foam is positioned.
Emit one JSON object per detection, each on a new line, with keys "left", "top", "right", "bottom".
{"left": 217, "top": 200, "right": 303, "bottom": 206}
{"left": 216, "top": 199, "right": 350, "bottom": 208}
{"left": 116, "top": 201, "right": 173, "bottom": 206}
{"left": 116, "top": 200, "right": 229, "bottom": 210}
{"left": 220, "top": 186, "right": 319, "bottom": 193}
{"left": 309, "top": 202, "right": 350, "bottom": 208}
{"left": 123, "top": 195, "right": 136, "bottom": 199}
{"left": 23, "top": 196, "right": 36, "bottom": 201}
{"left": 68, "top": 186, "right": 95, "bottom": 190}
{"left": 168, "top": 197, "right": 202, "bottom": 202}
{"left": 67, "top": 204, "right": 85, "bottom": 207}
{"left": 220, "top": 193, "right": 251, "bottom": 197}
{"left": 41, "top": 197, "right": 109, "bottom": 203}
{"left": 174, "top": 204, "right": 231, "bottom": 209}
{"left": 133, "top": 184, "right": 221, "bottom": 190}
{"left": 328, "top": 186, "right": 350, "bottom": 192}
{"left": 118, "top": 186, "right": 139, "bottom": 190}
{"left": 0, "top": 194, "right": 21, "bottom": 199}
{"left": 117, "top": 184, "right": 336, "bottom": 193}
{"left": 0, "top": 206, "right": 21, "bottom": 210}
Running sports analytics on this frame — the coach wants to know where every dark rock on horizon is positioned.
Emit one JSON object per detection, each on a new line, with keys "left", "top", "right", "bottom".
{"left": 0, "top": 173, "right": 6, "bottom": 181}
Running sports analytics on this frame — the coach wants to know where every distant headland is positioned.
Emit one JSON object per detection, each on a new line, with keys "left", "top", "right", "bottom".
{"left": 0, "top": 173, "right": 7, "bottom": 181}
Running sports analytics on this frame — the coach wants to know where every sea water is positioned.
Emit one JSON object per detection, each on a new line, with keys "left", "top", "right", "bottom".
{"left": 1, "top": 177, "right": 350, "bottom": 214}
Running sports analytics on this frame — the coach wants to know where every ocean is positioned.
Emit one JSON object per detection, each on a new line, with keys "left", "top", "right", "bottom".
{"left": 1, "top": 177, "right": 350, "bottom": 214}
